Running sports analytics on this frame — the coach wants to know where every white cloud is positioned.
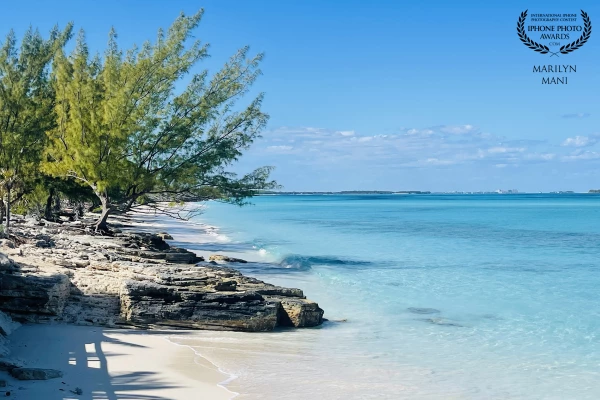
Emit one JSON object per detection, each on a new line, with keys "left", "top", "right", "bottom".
{"left": 562, "top": 113, "right": 590, "bottom": 119}
{"left": 266, "top": 145, "right": 293, "bottom": 152}
{"left": 228, "top": 124, "right": 600, "bottom": 192}
{"left": 406, "top": 128, "right": 434, "bottom": 136}
{"left": 252, "top": 125, "right": 600, "bottom": 172}
{"left": 487, "top": 147, "right": 526, "bottom": 154}
{"left": 561, "top": 135, "right": 598, "bottom": 148}
{"left": 561, "top": 151, "right": 600, "bottom": 161}
{"left": 439, "top": 124, "right": 475, "bottom": 135}
{"left": 423, "top": 158, "right": 457, "bottom": 166}
{"left": 525, "top": 153, "right": 556, "bottom": 161}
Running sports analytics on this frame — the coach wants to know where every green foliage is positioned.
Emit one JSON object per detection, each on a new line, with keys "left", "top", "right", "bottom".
{"left": 45, "top": 9, "right": 277, "bottom": 228}
{"left": 0, "top": 24, "right": 73, "bottom": 230}
{"left": 11, "top": 180, "right": 47, "bottom": 215}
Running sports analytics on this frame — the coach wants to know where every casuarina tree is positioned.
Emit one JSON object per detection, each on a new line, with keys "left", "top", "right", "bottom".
{"left": 45, "top": 10, "right": 276, "bottom": 232}
{"left": 0, "top": 24, "right": 73, "bottom": 233}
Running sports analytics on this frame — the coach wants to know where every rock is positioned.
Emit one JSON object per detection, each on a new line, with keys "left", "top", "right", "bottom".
{"left": 209, "top": 255, "right": 248, "bottom": 263}
{"left": 214, "top": 280, "right": 237, "bottom": 291}
{"left": 71, "top": 387, "right": 83, "bottom": 395}
{"left": 0, "top": 272, "right": 70, "bottom": 317}
{"left": 0, "top": 359, "right": 23, "bottom": 372}
{"left": 407, "top": 307, "right": 440, "bottom": 315}
{"left": 157, "top": 232, "right": 173, "bottom": 240}
{"left": 424, "top": 317, "right": 463, "bottom": 327}
{"left": 274, "top": 297, "right": 324, "bottom": 328}
{"left": 119, "top": 280, "right": 280, "bottom": 331}
{"left": 248, "top": 286, "right": 304, "bottom": 298}
{"left": 35, "top": 240, "right": 53, "bottom": 248}
{"left": 62, "top": 294, "right": 121, "bottom": 327}
{"left": 34, "top": 234, "right": 52, "bottom": 242}
{"left": 10, "top": 368, "right": 63, "bottom": 380}
{"left": 0, "top": 220, "right": 324, "bottom": 332}
{"left": 0, "top": 240, "right": 14, "bottom": 249}
{"left": 0, "top": 336, "right": 9, "bottom": 358}
{"left": 0, "top": 310, "right": 20, "bottom": 336}
{"left": 73, "top": 259, "right": 90, "bottom": 268}
{"left": 164, "top": 249, "right": 202, "bottom": 264}
{"left": 121, "top": 233, "right": 170, "bottom": 251}
{"left": 0, "top": 253, "right": 14, "bottom": 272}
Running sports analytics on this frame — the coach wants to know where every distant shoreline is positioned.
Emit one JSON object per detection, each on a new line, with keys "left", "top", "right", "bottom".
{"left": 259, "top": 190, "right": 430, "bottom": 195}
{"left": 258, "top": 191, "right": 598, "bottom": 195}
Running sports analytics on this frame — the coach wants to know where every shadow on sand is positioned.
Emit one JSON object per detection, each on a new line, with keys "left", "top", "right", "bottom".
{"left": 8, "top": 325, "right": 194, "bottom": 400}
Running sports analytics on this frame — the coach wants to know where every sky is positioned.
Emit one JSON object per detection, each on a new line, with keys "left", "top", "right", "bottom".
{"left": 2, "top": 0, "right": 600, "bottom": 192}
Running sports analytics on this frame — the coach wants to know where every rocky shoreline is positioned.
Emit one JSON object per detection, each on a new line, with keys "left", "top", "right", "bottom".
{"left": 0, "top": 214, "right": 324, "bottom": 380}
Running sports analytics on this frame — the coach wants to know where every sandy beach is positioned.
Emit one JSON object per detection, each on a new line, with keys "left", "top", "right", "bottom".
{"left": 2, "top": 324, "right": 235, "bottom": 400}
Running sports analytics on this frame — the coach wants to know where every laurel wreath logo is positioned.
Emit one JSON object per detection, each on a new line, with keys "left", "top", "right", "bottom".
{"left": 517, "top": 10, "right": 549, "bottom": 54}
{"left": 560, "top": 11, "right": 592, "bottom": 53}
{"left": 517, "top": 9, "right": 592, "bottom": 56}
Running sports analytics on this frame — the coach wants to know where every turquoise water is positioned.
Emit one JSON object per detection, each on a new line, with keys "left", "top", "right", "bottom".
{"left": 173, "top": 194, "right": 600, "bottom": 399}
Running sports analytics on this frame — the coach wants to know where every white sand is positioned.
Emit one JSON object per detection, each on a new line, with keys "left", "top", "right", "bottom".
{"left": 3, "top": 324, "right": 235, "bottom": 400}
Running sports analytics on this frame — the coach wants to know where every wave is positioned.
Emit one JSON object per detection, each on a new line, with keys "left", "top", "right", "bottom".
{"left": 162, "top": 336, "right": 240, "bottom": 399}
{"left": 278, "top": 254, "right": 372, "bottom": 271}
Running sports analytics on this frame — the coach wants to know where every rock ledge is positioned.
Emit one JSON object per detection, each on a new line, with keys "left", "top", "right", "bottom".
{"left": 0, "top": 220, "right": 324, "bottom": 332}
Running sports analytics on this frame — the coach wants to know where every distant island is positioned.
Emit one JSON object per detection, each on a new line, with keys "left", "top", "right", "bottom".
{"left": 257, "top": 190, "right": 593, "bottom": 195}
{"left": 258, "top": 190, "right": 431, "bottom": 195}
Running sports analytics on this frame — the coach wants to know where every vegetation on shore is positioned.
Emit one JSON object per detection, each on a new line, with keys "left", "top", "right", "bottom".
{"left": 0, "top": 9, "right": 276, "bottom": 233}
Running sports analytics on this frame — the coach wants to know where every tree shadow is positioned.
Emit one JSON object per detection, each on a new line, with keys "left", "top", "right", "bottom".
{"left": 8, "top": 324, "right": 194, "bottom": 400}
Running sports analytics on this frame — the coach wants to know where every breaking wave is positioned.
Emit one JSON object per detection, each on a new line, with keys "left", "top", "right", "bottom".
{"left": 278, "top": 254, "right": 372, "bottom": 271}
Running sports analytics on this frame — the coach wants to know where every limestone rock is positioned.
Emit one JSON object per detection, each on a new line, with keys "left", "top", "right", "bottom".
{"left": 0, "top": 253, "right": 13, "bottom": 272}
{"left": 164, "top": 248, "right": 203, "bottom": 264}
{"left": 62, "top": 294, "right": 122, "bottom": 326}
{"left": 0, "top": 310, "right": 20, "bottom": 336}
{"left": 407, "top": 307, "right": 440, "bottom": 315}
{"left": 209, "top": 255, "right": 248, "bottom": 263}
{"left": 0, "top": 240, "right": 14, "bottom": 250}
{"left": 10, "top": 368, "right": 63, "bottom": 380}
{"left": 0, "top": 220, "right": 324, "bottom": 332}
{"left": 0, "top": 336, "right": 9, "bottom": 358}
{"left": 424, "top": 317, "right": 463, "bottom": 327}
{"left": 118, "top": 232, "right": 170, "bottom": 251}
{"left": 214, "top": 280, "right": 237, "bottom": 291}
{"left": 0, "top": 358, "right": 22, "bottom": 372}
{"left": 119, "top": 280, "right": 280, "bottom": 331}
{"left": 0, "top": 272, "right": 70, "bottom": 317}
{"left": 273, "top": 297, "right": 324, "bottom": 328}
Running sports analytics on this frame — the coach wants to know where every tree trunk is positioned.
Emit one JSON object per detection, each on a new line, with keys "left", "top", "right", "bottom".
{"left": 94, "top": 192, "right": 111, "bottom": 233}
{"left": 44, "top": 187, "right": 55, "bottom": 220}
{"left": 5, "top": 186, "right": 11, "bottom": 234}
{"left": 125, "top": 196, "right": 137, "bottom": 212}
{"left": 75, "top": 202, "right": 84, "bottom": 220}
{"left": 0, "top": 199, "right": 5, "bottom": 229}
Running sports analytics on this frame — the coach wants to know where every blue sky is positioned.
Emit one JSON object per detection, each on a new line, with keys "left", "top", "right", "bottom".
{"left": 3, "top": 0, "right": 600, "bottom": 191}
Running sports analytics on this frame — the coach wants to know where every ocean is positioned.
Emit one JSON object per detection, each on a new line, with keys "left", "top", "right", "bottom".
{"left": 165, "top": 194, "right": 600, "bottom": 399}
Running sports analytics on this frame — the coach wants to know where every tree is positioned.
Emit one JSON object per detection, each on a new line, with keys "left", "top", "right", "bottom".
{"left": 45, "top": 10, "right": 276, "bottom": 232}
{"left": 0, "top": 24, "right": 73, "bottom": 233}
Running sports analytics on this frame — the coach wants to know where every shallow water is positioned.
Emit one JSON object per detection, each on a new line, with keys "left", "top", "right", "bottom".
{"left": 168, "top": 194, "right": 600, "bottom": 399}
